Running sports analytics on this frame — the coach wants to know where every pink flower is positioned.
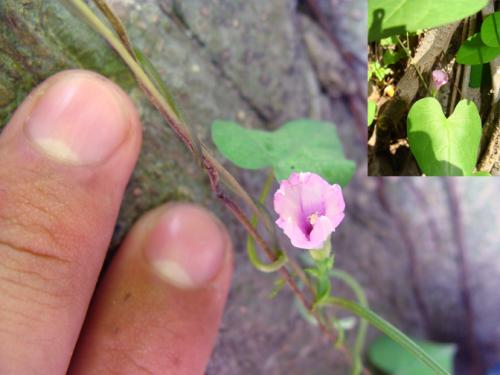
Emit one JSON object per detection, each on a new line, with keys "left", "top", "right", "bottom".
{"left": 431, "top": 70, "right": 449, "bottom": 90}
{"left": 273, "top": 172, "right": 345, "bottom": 250}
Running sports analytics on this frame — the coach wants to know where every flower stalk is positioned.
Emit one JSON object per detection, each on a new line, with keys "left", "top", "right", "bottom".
{"left": 309, "top": 237, "right": 332, "bottom": 261}
{"left": 323, "top": 297, "right": 450, "bottom": 375}
{"left": 330, "top": 270, "right": 369, "bottom": 375}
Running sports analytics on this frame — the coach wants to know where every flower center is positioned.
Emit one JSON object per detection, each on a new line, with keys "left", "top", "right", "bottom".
{"left": 308, "top": 212, "right": 319, "bottom": 225}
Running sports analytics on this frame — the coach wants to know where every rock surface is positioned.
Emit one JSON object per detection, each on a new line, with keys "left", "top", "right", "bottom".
{"left": 1, "top": 1, "right": 499, "bottom": 374}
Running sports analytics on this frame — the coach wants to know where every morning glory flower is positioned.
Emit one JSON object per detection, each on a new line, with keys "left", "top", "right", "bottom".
{"left": 273, "top": 172, "right": 345, "bottom": 250}
{"left": 431, "top": 69, "right": 449, "bottom": 90}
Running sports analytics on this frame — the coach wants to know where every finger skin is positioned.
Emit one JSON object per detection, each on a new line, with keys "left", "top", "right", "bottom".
{"left": 69, "top": 204, "right": 233, "bottom": 375}
{"left": 0, "top": 70, "right": 141, "bottom": 374}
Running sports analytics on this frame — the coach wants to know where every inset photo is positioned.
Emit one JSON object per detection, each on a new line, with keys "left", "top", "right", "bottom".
{"left": 368, "top": 0, "right": 500, "bottom": 176}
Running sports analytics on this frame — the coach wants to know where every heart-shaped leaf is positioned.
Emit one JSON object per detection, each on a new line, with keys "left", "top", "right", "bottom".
{"left": 211, "top": 120, "right": 355, "bottom": 186}
{"left": 456, "top": 33, "right": 500, "bottom": 65}
{"left": 368, "top": 336, "right": 456, "bottom": 375}
{"left": 368, "top": 0, "right": 488, "bottom": 42}
{"left": 368, "top": 100, "right": 377, "bottom": 126}
{"left": 407, "top": 98, "right": 481, "bottom": 176}
{"left": 481, "top": 12, "right": 500, "bottom": 47}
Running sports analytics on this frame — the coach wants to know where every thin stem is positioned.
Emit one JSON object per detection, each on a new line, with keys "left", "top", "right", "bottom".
{"left": 68, "top": 0, "right": 195, "bottom": 153}
{"left": 325, "top": 297, "right": 450, "bottom": 375}
{"left": 330, "top": 270, "right": 369, "bottom": 375}
{"left": 258, "top": 170, "right": 275, "bottom": 202}
{"left": 396, "top": 35, "right": 429, "bottom": 92}
{"left": 287, "top": 255, "right": 316, "bottom": 296}
{"left": 246, "top": 237, "right": 287, "bottom": 272}
{"left": 200, "top": 147, "right": 273, "bottom": 232}
{"left": 246, "top": 170, "right": 287, "bottom": 272}
{"left": 93, "top": 0, "right": 135, "bottom": 56}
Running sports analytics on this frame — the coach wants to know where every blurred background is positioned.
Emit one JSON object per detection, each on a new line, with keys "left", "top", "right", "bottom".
{"left": 1, "top": 1, "right": 499, "bottom": 374}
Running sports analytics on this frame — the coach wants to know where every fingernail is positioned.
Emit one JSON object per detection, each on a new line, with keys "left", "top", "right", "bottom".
{"left": 144, "top": 204, "right": 228, "bottom": 289}
{"left": 25, "top": 73, "right": 130, "bottom": 165}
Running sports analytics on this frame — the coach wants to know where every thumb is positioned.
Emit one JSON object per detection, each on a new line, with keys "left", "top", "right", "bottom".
{"left": 69, "top": 203, "right": 233, "bottom": 374}
{"left": 0, "top": 70, "right": 141, "bottom": 374}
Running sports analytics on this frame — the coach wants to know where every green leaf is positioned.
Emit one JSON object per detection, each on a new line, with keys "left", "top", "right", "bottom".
{"left": 481, "top": 12, "right": 500, "bottom": 47}
{"left": 383, "top": 49, "right": 406, "bottom": 66}
{"left": 369, "top": 61, "right": 393, "bottom": 81}
{"left": 368, "top": 0, "right": 488, "bottom": 42}
{"left": 305, "top": 267, "right": 321, "bottom": 279}
{"left": 368, "top": 336, "right": 456, "bottom": 375}
{"left": 314, "top": 285, "right": 331, "bottom": 305}
{"left": 407, "top": 98, "right": 482, "bottom": 176}
{"left": 469, "top": 64, "right": 484, "bottom": 88}
{"left": 473, "top": 171, "right": 492, "bottom": 176}
{"left": 368, "top": 100, "right": 377, "bottom": 126}
{"left": 456, "top": 33, "right": 500, "bottom": 65}
{"left": 379, "top": 35, "right": 399, "bottom": 47}
{"left": 211, "top": 120, "right": 356, "bottom": 186}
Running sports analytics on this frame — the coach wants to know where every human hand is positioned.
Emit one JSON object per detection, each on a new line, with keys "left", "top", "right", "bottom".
{"left": 0, "top": 70, "right": 233, "bottom": 374}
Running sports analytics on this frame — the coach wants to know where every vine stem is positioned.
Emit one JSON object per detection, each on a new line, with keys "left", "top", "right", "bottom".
{"left": 324, "top": 297, "right": 450, "bottom": 375}
{"left": 67, "top": 0, "right": 194, "bottom": 154}
{"left": 67, "top": 0, "right": 354, "bottom": 366}
{"left": 246, "top": 170, "right": 288, "bottom": 272}
{"left": 396, "top": 35, "right": 429, "bottom": 93}
{"left": 330, "top": 270, "right": 369, "bottom": 375}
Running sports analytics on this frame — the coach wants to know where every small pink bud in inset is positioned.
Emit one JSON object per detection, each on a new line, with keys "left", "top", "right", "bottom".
{"left": 273, "top": 172, "right": 345, "bottom": 250}
{"left": 431, "top": 70, "right": 449, "bottom": 90}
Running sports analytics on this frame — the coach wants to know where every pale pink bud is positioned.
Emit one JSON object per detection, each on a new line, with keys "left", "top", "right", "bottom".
{"left": 431, "top": 70, "right": 449, "bottom": 90}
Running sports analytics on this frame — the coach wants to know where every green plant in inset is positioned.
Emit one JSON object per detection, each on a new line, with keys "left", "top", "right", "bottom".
{"left": 456, "top": 34, "right": 500, "bottom": 65}
{"left": 383, "top": 49, "right": 406, "bottom": 66}
{"left": 456, "top": 12, "right": 500, "bottom": 65}
{"left": 407, "top": 98, "right": 482, "bottom": 176}
{"left": 481, "top": 12, "right": 500, "bottom": 47}
{"left": 368, "top": 100, "right": 377, "bottom": 126}
{"left": 368, "top": 0, "right": 488, "bottom": 42}
{"left": 369, "top": 61, "right": 393, "bottom": 82}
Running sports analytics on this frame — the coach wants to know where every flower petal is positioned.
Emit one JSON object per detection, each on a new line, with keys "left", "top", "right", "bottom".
{"left": 275, "top": 217, "right": 311, "bottom": 249}
{"left": 324, "top": 184, "right": 345, "bottom": 230}
{"left": 431, "top": 69, "right": 448, "bottom": 90}
{"left": 297, "top": 172, "right": 330, "bottom": 217}
{"left": 308, "top": 216, "right": 334, "bottom": 249}
{"left": 274, "top": 180, "right": 302, "bottom": 224}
